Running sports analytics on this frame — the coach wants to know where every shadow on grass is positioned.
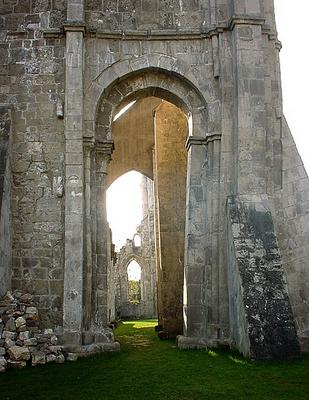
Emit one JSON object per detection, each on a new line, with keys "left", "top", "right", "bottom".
{"left": 0, "top": 319, "right": 308, "bottom": 400}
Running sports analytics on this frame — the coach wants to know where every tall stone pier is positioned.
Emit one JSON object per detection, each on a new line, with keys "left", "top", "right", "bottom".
{"left": 0, "top": 0, "right": 308, "bottom": 358}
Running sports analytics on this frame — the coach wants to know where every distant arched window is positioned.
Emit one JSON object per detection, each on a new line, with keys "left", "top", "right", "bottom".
{"left": 127, "top": 260, "right": 141, "bottom": 304}
{"left": 134, "top": 234, "right": 141, "bottom": 247}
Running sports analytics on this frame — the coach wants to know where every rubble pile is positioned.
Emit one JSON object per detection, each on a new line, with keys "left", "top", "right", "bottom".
{"left": 0, "top": 291, "right": 65, "bottom": 372}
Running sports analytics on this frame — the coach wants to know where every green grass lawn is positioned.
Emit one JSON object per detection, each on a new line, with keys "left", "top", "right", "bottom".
{"left": 0, "top": 319, "right": 308, "bottom": 400}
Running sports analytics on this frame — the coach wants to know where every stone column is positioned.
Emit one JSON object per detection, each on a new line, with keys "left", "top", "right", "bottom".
{"left": 204, "top": 133, "right": 222, "bottom": 340}
{"left": 63, "top": 1, "right": 85, "bottom": 344}
{"left": 270, "top": 40, "right": 283, "bottom": 191}
{"left": 179, "top": 136, "right": 207, "bottom": 347}
{"left": 91, "top": 141, "right": 114, "bottom": 335}
{"left": 153, "top": 146, "right": 163, "bottom": 329}
{"left": 83, "top": 139, "right": 94, "bottom": 331}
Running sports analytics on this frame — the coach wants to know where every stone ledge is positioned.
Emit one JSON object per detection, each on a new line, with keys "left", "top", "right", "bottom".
{"left": 177, "top": 335, "right": 230, "bottom": 350}
{"left": 185, "top": 136, "right": 207, "bottom": 151}
{"left": 39, "top": 25, "right": 276, "bottom": 42}
{"left": 206, "top": 132, "right": 222, "bottom": 144}
{"left": 63, "top": 22, "right": 86, "bottom": 35}
{"left": 63, "top": 341, "right": 120, "bottom": 357}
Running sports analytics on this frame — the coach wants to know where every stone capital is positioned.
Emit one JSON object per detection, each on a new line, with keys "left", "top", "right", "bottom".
{"left": 275, "top": 40, "right": 282, "bottom": 51}
{"left": 95, "top": 140, "right": 114, "bottom": 157}
{"left": 95, "top": 140, "right": 114, "bottom": 174}
{"left": 83, "top": 137, "right": 95, "bottom": 155}
{"left": 206, "top": 132, "right": 222, "bottom": 145}
{"left": 63, "top": 23, "right": 86, "bottom": 35}
{"left": 229, "top": 15, "right": 265, "bottom": 31}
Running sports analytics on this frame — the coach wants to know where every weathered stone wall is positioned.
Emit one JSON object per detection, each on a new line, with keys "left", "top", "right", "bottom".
{"left": 0, "top": 2, "right": 67, "bottom": 327}
{"left": 84, "top": 0, "right": 230, "bottom": 31}
{"left": 0, "top": 1, "right": 67, "bottom": 32}
{"left": 272, "top": 118, "right": 309, "bottom": 351}
{"left": 227, "top": 195, "right": 300, "bottom": 359}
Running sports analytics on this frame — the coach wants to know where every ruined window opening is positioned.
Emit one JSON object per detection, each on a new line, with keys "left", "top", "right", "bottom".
{"left": 127, "top": 260, "right": 141, "bottom": 304}
{"left": 134, "top": 234, "right": 141, "bottom": 247}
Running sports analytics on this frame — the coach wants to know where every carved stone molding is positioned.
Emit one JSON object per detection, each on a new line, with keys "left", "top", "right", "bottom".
{"left": 185, "top": 136, "right": 207, "bottom": 151}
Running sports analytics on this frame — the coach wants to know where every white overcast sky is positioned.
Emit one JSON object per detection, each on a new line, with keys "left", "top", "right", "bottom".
{"left": 274, "top": 0, "right": 309, "bottom": 173}
{"left": 107, "top": 171, "right": 143, "bottom": 250}
{"left": 107, "top": 2, "right": 309, "bottom": 249}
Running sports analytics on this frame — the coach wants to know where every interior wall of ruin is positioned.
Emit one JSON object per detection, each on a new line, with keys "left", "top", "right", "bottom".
{"left": 115, "top": 230, "right": 157, "bottom": 320}
{"left": 106, "top": 97, "right": 161, "bottom": 187}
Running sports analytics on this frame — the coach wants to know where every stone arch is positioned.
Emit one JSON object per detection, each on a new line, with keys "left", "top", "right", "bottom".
{"left": 107, "top": 167, "right": 153, "bottom": 190}
{"left": 96, "top": 74, "right": 207, "bottom": 141}
{"left": 126, "top": 257, "right": 142, "bottom": 278}
{"left": 83, "top": 59, "right": 209, "bottom": 338}
{"left": 84, "top": 55, "right": 208, "bottom": 141}
{"left": 123, "top": 254, "right": 145, "bottom": 273}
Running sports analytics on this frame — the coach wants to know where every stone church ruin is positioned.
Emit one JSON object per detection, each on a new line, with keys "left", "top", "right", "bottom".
{"left": 0, "top": 0, "right": 309, "bottom": 362}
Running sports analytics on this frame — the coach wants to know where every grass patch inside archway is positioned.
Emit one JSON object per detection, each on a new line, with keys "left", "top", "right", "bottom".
{"left": 0, "top": 319, "right": 308, "bottom": 400}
